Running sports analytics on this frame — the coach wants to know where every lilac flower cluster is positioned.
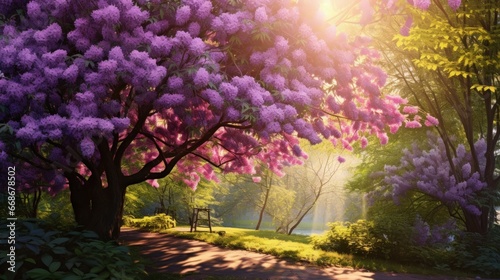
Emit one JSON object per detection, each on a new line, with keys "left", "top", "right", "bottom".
{"left": 384, "top": 132, "right": 487, "bottom": 216}
{"left": 412, "top": 216, "right": 457, "bottom": 246}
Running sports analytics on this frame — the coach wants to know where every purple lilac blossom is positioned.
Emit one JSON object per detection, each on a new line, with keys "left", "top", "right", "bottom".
{"left": 400, "top": 16, "right": 413, "bottom": 36}
{"left": 448, "top": 0, "right": 461, "bottom": 11}
{"left": 413, "top": 0, "right": 431, "bottom": 10}
{"left": 176, "top": 5, "right": 191, "bottom": 25}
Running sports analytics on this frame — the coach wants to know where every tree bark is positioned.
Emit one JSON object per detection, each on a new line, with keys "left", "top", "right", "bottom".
{"left": 287, "top": 195, "right": 320, "bottom": 235}
{"left": 255, "top": 185, "right": 271, "bottom": 230}
{"left": 89, "top": 186, "right": 125, "bottom": 239}
{"left": 68, "top": 173, "right": 92, "bottom": 227}
{"left": 463, "top": 207, "right": 489, "bottom": 235}
{"left": 68, "top": 168, "right": 127, "bottom": 240}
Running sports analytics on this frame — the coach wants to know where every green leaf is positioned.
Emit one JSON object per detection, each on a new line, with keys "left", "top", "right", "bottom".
{"left": 41, "top": 254, "right": 53, "bottom": 268}
{"left": 26, "top": 243, "right": 40, "bottom": 255}
{"left": 63, "top": 275, "right": 83, "bottom": 280}
{"left": 49, "top": 261, "right": 61, "bottom": 273}
{"left": 90, "top": 265, "right": 105, "bottom": 274}
{"left": 49, "top": 237, "right": 70, "bottom": 246}
{"left": 27, "top": 268, "right": 51, "bottom": 278}
{"left": 52, "top": 246, "right": 68, "bottom": 254}
{"left": 72, "top": 268, "right": 84, "bottom": 276}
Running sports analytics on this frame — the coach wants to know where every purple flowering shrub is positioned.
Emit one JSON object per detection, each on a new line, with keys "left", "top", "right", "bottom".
{"left": 380, "top": 132, "right": 487, "bottom": 230}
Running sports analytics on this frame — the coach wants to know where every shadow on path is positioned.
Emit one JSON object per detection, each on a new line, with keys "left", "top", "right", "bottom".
{"left": 119, "top": 227, "right": 470, "bottom": 280}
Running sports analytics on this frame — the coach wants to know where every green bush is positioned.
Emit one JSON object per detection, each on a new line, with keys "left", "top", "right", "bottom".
{"left": 0, "top": 219, "right": 147, "bottom": 280}
{"left": 312, "top": 221, "right": 352, "bottom": 254}
{"left": 123, "top": 213, "right": 176, "bottom": 231}
{"left": 312, "top": 217, "right": 415, "bottom": 260}
{"left": 312, "top": 219, "right": 500, "bottom": 277}
{"left": 367, "top": 214, "right": 416, "bottom": 260}
{"left": 451, "top": 225, "right": 500, "bottom": 277}
{"left": 312, "top": 217, "right": 452, "bottom": 266}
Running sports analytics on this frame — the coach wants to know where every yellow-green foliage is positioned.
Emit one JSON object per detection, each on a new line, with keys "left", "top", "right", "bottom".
{"left": 123, "top": 214, "right": 176, "bottom": 231}
{"left": 394, "top": 3, "right": 500, "bottom": 94}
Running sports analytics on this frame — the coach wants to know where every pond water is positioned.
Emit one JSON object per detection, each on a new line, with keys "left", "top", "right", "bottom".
{"left": 240, "top": 227, "right": 327, "bottom": 236}
{"left": 291, "top": 229, "right": 328, "bottom": 236}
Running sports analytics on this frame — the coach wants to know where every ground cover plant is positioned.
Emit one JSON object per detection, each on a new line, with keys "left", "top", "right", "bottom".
{"left": 123, "top": 213, "right": 176, "bottom": 231}
{"left": 0, "top": 219, "right": 147, "bottom": 280}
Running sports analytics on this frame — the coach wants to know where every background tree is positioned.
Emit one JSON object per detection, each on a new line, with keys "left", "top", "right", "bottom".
{"left": 252, "top": 168, "right": 275, "bottom": 231}
{"left": 215, "top": 165, "right": 286, "bottom": 231}
{"left": 271, "top": 142, "right": 343, "bottom": 234}
{"left": 216, "top": 142, "right": 347, "bottom": 234}
{"left": 214, "top": 173, "right": 263, "bottom": 227}
{"left": 374, "top": 0, "right": 500, "bottom": 234}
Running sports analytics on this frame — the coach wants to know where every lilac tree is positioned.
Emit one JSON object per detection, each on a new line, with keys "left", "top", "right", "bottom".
{"left": 1, "top": 0, "right": 418, "bottom": 239}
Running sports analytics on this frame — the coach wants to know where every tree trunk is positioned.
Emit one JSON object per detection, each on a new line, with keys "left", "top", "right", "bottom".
{"left": 19, "top": 187, "right": 42, "bottom": 218}
{"left": 288, "top": 211, "right": 308, "bottom": 235}
{"left": 255, "top": 185, "right": 271, "bottom": 230}
{"left": 86, "top": 176, "right": 126, "bottom": 240}
{"left": 463, "top": 207, "right": 489, "bottom": 235}
{"left": 68, "top": 172, "right": 127, "bottom": 240}
{"left": 68, "top": 173, "right": 92, "bottom": 227}
{"left": 288, "top": 185, "right": 323, "bottom": 235}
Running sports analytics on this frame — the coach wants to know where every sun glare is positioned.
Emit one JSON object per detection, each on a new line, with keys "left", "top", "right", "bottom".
{"left": 318, "top": 0, "right": 335, "bottom": 20}
{"left": 318, "top": 0, "right": 354, "bottom": 20}
{"left": 303, "top": 0, "right": 363, "bottom": 36}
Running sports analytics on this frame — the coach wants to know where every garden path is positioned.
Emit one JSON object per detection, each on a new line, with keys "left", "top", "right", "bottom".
{"left": 119, "top": 227, "right": 476, "bottom": 280}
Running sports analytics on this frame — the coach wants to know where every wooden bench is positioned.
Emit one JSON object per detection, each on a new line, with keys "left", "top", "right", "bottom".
{"left": 190, "top": 208, "right": 213, "bottom": 233}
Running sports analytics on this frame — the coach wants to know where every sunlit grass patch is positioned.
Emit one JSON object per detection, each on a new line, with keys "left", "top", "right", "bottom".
{"left": 157, "top": 226, "right": 475, "bottom": 277}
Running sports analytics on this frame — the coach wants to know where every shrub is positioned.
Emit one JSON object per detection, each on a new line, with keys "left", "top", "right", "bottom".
{"left": 0, "top": 219, "right": 147, "bottom": 280}
{"left": 451, "top": 225, "right": 500, "bottom": 277}
{"left": 123, "top": 213, "right": 176, "bottom": 231}
{"left": 312, "top": 218, "right": 415, "bottom": 260}
{"left": 311, "top": 222, "right": 352, "bottom": 254}
{"left": 368, "top": 214, "right": 415, "bottom": 260}
{"left": 312, "top": 219, "right": 500, "bottom": 277}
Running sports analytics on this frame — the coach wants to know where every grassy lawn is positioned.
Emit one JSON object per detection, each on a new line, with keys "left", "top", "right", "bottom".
{"left": 156, "top": 226, "right": 471, "bottom": 278}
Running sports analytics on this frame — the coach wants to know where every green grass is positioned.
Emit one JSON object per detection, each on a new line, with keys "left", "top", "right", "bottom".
{"left": 156, "top": 226, "right": 474, "bottom": 278}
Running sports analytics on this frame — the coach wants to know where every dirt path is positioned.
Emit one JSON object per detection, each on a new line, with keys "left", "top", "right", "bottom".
{"left": 119, "top": 227, "right": 474, "bottom": 280}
